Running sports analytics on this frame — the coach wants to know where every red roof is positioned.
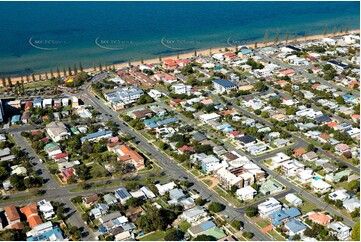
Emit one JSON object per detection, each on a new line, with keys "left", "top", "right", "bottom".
{"left": 172, "top": 99, "right": 182, "bottom": 103}
{"left": 54, "top": 153, "right": 68, "bottom": 159}
{"left": 25, "top": 101, "right": 33, "bottom": 109}
{"left": 163, "top": 59, "right": 177, "bottom": 67}
{"left": 352, "top": 114, "right": 360, "bottom": 119}
{"left": 62, "top": 168, "right": 74, "bottom": 178}
{"left": 280, "top": 69, "right": 296, "bottom": 75}
{"left": 178, "top": 145, "right": 195, "bottom": 153}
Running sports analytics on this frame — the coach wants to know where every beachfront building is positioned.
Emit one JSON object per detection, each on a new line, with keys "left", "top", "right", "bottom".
{"left": 258, "top": 197, "right": 282, "bottom": 218}
{"left": 212, "top": 79, "right": 237, "bottom": 94}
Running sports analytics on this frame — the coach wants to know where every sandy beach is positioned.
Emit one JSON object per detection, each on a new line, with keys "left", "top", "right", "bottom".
{"left": 5, "top": 29, "right": 360, "bottom": 86}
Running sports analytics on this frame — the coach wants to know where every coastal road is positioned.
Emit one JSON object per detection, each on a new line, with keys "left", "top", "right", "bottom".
{"left": 81, "top": 86, "right": 271, "bottom": 240}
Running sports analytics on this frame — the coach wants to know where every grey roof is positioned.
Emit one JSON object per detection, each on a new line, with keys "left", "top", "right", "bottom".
{"left": 169, "top": 188, "right": 186, "bottom": 200}
{"left": 183, "top": 206, "right": 206, "bottom": 218}
{"left": 237, "top": 135, "right": 256, "bottom": 144}
{"left": 213, "top": 79, "right": 237, "bottom": 88}
{"left": 115, "top": 188, "right": 131, "bottom": 200}
{"left": 100, "top": 211, "right": 122, "bottom": 223}
{"left": 193, "top": 132, "right": 207, "bottom": 142}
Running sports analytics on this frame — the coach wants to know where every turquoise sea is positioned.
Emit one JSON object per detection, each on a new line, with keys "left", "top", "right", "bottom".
{"left": 0, "top": 1, "right": 359, "bottom": 76}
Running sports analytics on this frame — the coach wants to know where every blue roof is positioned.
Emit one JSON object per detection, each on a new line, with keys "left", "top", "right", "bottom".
{"left": 269, "top": 209, "right": 289, "bottom": 227}
{"left": 200, "top": 221, "right": 216, "bottom": 231}
{"left": 143, "top": 117, "right": 178, "bottom": 128}
{"left": 241, "top": 49, "right": 252, "bottom": 55}
{"left": 80, "top": 130, "right": 112, "bottom": 143}
{"left": 115, "top": 188, "right": 131, "bottom": 199}
{"left": 213, "top": 79, "right": 237, "bottom": 88}
{"left": 27, "top": 228, "right": 63, "bottom": 241}
{"left": 11, "top": 115, "right": 20, "bottom": 122}
{"left": 284, "top": 208, "right": 301, "bottom": 219}
{"left": 33, "top": 98, "right": 43, "bottom": 104}
{"left": 285, "top": 220, "right": 307, "bottom": 233}
{"left": 99, "top": 226, "right": 107, "bottom": 232}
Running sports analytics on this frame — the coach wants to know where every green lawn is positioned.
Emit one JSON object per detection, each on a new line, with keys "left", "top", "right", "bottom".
{"left": 24, "top": 80, "right": 54, "bottom": 89}
{"left": 154, "top": 198, "right": 168, "bottom": 208}
{"left": 139, "top": 231, "right": 166, "bottom": 241}
{"left": 267, "top": 230, "right": 285, "bottom": 241}
{"left": 203, "top": 180, "right": 213, "bottom": 187}
{"left": 0, "top": 194, "right": 39, "bottom": 204}
{"left": 256, "top": 220, "right": 271, "bottom": 228}
{"left": 213, "top": 186, "right": 242, "bottom": 207}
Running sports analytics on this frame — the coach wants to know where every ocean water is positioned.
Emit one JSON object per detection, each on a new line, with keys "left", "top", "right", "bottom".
{"left": 0, "top": 1, "right": 359, "bottom": 76}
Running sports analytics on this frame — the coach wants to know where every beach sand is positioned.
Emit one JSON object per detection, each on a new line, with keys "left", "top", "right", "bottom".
{"left": 4, "top": 29, "right": 360, "bottom": 86}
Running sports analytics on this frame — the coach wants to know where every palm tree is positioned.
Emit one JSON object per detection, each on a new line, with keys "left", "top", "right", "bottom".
{"left": 99, "top": 62, "right": 102, "bottom": 71}
{"left": 159, "top": 55, "right": 162, "bottom": 61}
{"left": 63, "top": 67, "right": 67, "bottom": 76}
{"left": 79, "top": 62, "right": 83, "bottom": 72}
{"left": 1, "top": 76, "right": 6, "bottom": 87}
{"left": 339, "top": 26, "right": 343, "bottom": 34}
{"left": 45, "top": 72, "right": 49, "bottom": 80}
{"left": 323, "top": 26, "right": 328, "bottom": 36}
{"left": 141, "top": 56, "right": 144, "bottom": 64}
{"left": 194, "top": 49, "right": 197, "bottom": 56}
{"left": 56, "top": 66, "right": 60, "bottom": 77}
{"left": 274, "top": 30, "right": 280, "bottom": 44}
{"left": 31, "top": 73, "right": 35, "bottom": 82}
{"left": 73, "top": 64, "right": 78, "bottom": 75}
{"left": 50, "top": 69, "right": 54, "bottom": 79}
{"left": 285, "top": 32, "right": 289, "bottom": 44}
{"left": 7, "top": 77, "right": 12, "bottom": 86}
{"left": 345, "top": 25, "right": 349, "bottom": 34}
{"left": 26, "top": 75, "right": 29, "bottom": 83}
{"left": 333, "top": 27, "right": 337, "bottom": 36}
{"left": 68, "top": 65, "right": 72, "bottom": 76}
{"left": 264, "top": 30, "right": 269, "bottom": 46}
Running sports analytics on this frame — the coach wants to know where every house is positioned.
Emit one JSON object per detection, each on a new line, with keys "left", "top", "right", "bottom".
{"left": 188, "top": 221, "right": 226, "bottom": 240}
{"left": 237, "top": 135, "right": 256, "bottom": 146}
{"left": 61, "top": 168, "right": 75, "bottom": 183}
{"left": 82, "top": 194, "right": 100, "bottom": 208}
{"left": 292, "top": 148, "right": 307, "bottom": 158}
{"left": 285, "top": 220, "right": 307, "bottom": 237}
{"left": 168, "top": 188, "right": 187, "bottom": 203}
{"left": 181, "top": 206, "right": 208, "bottom": 223}
{"left": 271, "top": 152, "right": 291, "bottom": 168}
{"left": 172, "top": 83, "right": 192, "bottom": 95}
{"left": 33, "top": 98, "right": 43, "bottom": 108}
{"left": 37, "top": 200, "right": 55, "bottom": 220}
{"left": 285, "top": 193, "right": 303, "bottom": 206}
{"left": 45, "top": 122, "right": 71, "bottom": 142}
{"left": 311, "top": 179, "right": 332, "bottom": 194}
{"left": 178, "top": 145, "right": 195, "bottom": 155}
{"left": 131, "top": 109, "right": 153, "bottom": 120}
{"left": 269, "top": 208, "right": 301, "bottom": 227}
{"left": 302, "top": 151, "right": 318, "bottom": 162}
{"left": 328, "top": 222, "right": 351, "bottom": 240}
{"left": 258, "top": 197, "right": 282, "bottom": 218}
{"left": 11, "top": 115, "right": 20, "bottom": 124}
{"left": 156, "top": 182, "right": 176, "bottom": 195}
{"left": 343, "top": 197, "right": 360, "bottom": 213}
{"left": 43, "top": 99, "right": 52, "bottom": 108}
{"left": 115, "top": 188, "right": 132, "bottom": 204}
{"left": 103, "top": 193, "right": 118, "bottom": 205}
{"left": 91, "top": 203, "right": 109, "bottom": 218}
{"left": 115, "top": 145, "right": 145, "bottom": 170}
{"left": 328, "top": 189, "right": 350, "bottom": 202}
{"left": 20, "top": 204, "right": 43, "bottom": 229}
{"left": 21, "top": 111, "right": 31, "bottom": 124}
{"left": 140, "top": 186, "right": 156, "bottom": 199}
{"left": 296, "top": 169, "right": 314, "bottom": 184}
{"left": 53, "top": 153, "right": 68, "bottom": 163}
{"left": 80, "top": 130, "right": 113, "bottom": 143}
{"left": 334, "top": 144, "right": 351, "bottom": 155}
{"left": 201, "top": 155, "right": 221, "bottom": 173}
{"left": 27, "top": 228, "right": 64, "bottom": 241}
{"left": 308, "top": 212, "right": 333, "bottom": 226}
{"left": 236, "top": 186, "right": 257, "bottom": 201}
{"left": 4, "top": 205, "right": 21, "bottom": 225}
{"left": 199, "top": 113, "right": 220, "bottom": 124}
{"left": 26, "top": 221, "right": 54, "bottom": 237}
{"left": 213, "top": 79, "right": 237, "bottom": 94}
{"left": 273, "top": 138, "right": 290, "bottom": 147}
{"left": 188, "top": 221, "right": 216, "bottom": 237}
{"left": 281, "top": 160, "right": 305, "bottom": 177}
{"left": 246, "top": 144, "right": 268, "bottom": 155}
{"left": 325, "top": 170, "right": 351, "bottom": 183}
{"left": 259, "top": 179, "right": 284, "bottom": 195}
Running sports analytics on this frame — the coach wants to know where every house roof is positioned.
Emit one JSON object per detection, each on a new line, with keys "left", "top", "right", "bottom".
{"left": 83, "top": 194, "right": 99, "bottom": 204}
{"left": 285, "top": 220, "right": 306, "bottom": 233}
{"left": 237, "top": 135, "right": 256, "bottom": 144}
{"left": 28, "top": 215, "right": 43, "bottom": 229}
{"left": 20, "top": 203, "right": 38, "bottom": 218}
{"left": 308, "top": 212, "right": 332, "bottom": 225}
{"left": 213, "top": 79, "right": 237, "bottom": 88}
{"left": 54, "top": 153, "right": 68, "bottom": 159}
{"left": 118, "top": 145, "right": 143, "bottom": 162}
{"left": 4, "top": 205, "right": 20, "bottom": 221}
{"left": 293, "top": 148, "right": 307, "bottom": 157}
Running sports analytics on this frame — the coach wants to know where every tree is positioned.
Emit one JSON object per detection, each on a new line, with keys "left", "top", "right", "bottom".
{"left": 193, "top": 235, "right": 216, "bottom": 241}
{"left": 0, "top": 167, "right": 9, "bottom": 180}
{"left": 264, "top": 30, "right": 269, "bottom": 45}
{"left": 68, "top": 65, "right": 72, "bottom": 76}
{"left": 208, "top": 202, "right": 225, "bottom": 213}
{"left": 351, "top": 221, "right": 360, "bottom": 241}
{"left": 79, "top": 62, "right": 84, "bottom": 72}
{"left": 164, "top": 229, "right": 183, "bottom": 241}
{"left": 304, "top": 227, "right": 317, "bottom": 238}
{"left": 254, "top": 81, "right": 267, "bottom": 92}
{"left": 347, "top": 180, "right": 360, "bottom": 193}
{"left": 73, "top": 64, "right": 78, "bottom": 75}
{"left": 230, "top": 220, "right": 243, "bottom": 230}
{"left": 285, "top": 32, "right": 289, "bottom": 44}
{"left": 125, "top": 197, "right": 143, "bottom": 207}
{"left": 195, "top": 197, "right": 206, "bottom": 206}
{"left": 7, "top": 77, "right": 12, "bottom": 86}
{"left": 245, "top": 206, "right": 258, "bottom": 217}
{"left": 307, "top": 144, "right": 315, "bottom": 152}
{"left": 254, "top": 109, "right": 261, "bottom": 115}
{"left": 274, "top": 30, "right": 279, "bottom": 44}
{"left": 2, "top": 76, "right": 6, "bottom": 87}
{"left": 292, "top": 234, "right": 301, "bottom": 240}
{"left": 335, "top": 96, "right": 345, "bottom": 105}
{"left": 242, "top": 232, "right": 254, "bottom": 239}
{"left": 230, "top": 185, "right": 238, "bottom": 194}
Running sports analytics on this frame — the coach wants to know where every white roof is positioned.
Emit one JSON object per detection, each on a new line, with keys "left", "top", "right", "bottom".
{"left": 199, "top": 113, "right": 220, "bottom": 121}
{"left": 236, "top": 186, "right": 257, "bottom": 196}
{"left": 311, "top": 179, "right": 331, "bottom": 189}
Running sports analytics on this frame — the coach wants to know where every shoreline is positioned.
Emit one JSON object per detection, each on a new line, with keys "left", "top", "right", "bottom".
{"left": 3, "top": 29, "right": 360, "bottom": 86}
